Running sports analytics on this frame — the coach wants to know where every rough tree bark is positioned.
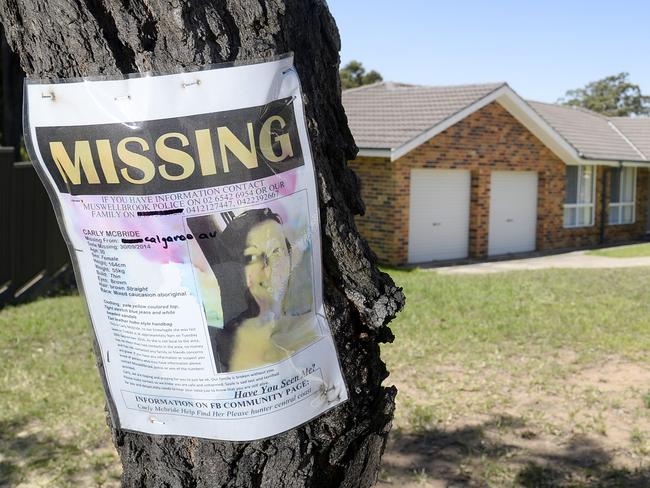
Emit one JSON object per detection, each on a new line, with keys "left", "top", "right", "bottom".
{"left": 0, "top": 1, "right": 405, "bottom": 486}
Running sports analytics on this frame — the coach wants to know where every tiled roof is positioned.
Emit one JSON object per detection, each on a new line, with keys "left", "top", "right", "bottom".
{"left": 527, "top": 101, "right": 647, "bottom": 162}
{"left": 342, "top": 82, "right": 649, "bottom": 162}
{"left": 342, "top": 81, "right": 505, "bottom": 149}
{"left": 608, "top": 117, "right": 650, "bottom": 160}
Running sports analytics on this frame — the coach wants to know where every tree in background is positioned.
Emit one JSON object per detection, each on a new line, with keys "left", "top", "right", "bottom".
{"left": 0, "top": 1, "right": 404, "bottom": 487}
{"left": 340, "top": 60, "right": 382, "bottom": 89}
{"left": 559, "top": 72, "right": 650, "bottom": 117}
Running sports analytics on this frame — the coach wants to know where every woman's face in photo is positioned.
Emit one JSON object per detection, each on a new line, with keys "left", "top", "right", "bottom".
{"left": 243, "top": 219, "right": 291, "bottom": 313}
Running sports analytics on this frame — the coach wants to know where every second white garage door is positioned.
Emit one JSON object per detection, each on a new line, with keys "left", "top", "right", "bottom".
{"left": 408, "top": 169, "right": 470, "bottom": 263}
{"left": 488, "top": 171, "right": 538, "bottom": 256}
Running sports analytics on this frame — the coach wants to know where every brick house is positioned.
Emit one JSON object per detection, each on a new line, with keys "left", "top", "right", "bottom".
{"left": 343, "top": 82, "right": 650, "bottom": 265}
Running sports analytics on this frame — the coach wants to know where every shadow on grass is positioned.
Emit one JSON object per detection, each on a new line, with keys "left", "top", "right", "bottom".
{"left": 383, "top": 415, "right": 650, "bottom": 487}
{"left": 0, "top": 416, "right": 85, "bottom": 486}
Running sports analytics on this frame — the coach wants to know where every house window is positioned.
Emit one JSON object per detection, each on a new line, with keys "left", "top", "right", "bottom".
{"left": 609, "top": 167, "right": 636, "bottom": 225}
{"left": 564, "top": 165, "right": 595, "bottom": 228}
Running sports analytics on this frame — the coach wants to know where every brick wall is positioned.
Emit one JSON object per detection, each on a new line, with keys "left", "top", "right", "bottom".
{"left": 347, "top": 156, "right": 401, "bottom": 263}
{"left": 350, "top": 101, "right": 648, "bottom": 265}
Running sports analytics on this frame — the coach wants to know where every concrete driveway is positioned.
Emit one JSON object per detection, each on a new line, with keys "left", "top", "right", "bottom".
{"left": 435, "top": 249, "right": 650, "bottom": 275}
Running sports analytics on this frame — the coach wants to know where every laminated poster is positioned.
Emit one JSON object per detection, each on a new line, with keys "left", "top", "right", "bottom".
{"left": 24, "top": 56, "right": 348, "bottom": 441}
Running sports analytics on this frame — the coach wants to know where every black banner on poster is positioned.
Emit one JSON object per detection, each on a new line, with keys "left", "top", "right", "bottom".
{"left": 36, "top": 97, "right": 303, "bottom": 196}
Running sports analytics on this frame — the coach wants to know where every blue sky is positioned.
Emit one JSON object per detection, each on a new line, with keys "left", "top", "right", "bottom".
{"left": 326, "top": 0, "right": 650, "bottom": 103}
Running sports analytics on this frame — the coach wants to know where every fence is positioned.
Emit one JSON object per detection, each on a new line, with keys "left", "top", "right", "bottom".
{"left": 0, "top": 148, "right": 70, "bottom": 306}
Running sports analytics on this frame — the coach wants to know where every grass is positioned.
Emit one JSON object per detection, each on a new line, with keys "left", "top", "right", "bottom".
{"left": 384, "top": 267, "right": 650, "bottom": 362}
{"left": 381, "top": 267, "right": 650, "bottom": 486}
{"left": 587, "top": 242, "right": 650, "bottom": 258}
{"left": 0, "top": 295, "right": 120, "bottom": 487}
{"left": 3, "top": 267, "right": 650, "bottom": 486}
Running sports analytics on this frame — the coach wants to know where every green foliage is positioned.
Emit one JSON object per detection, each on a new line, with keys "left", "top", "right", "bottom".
{"left": 339, "top": 60, "right": 383, "bottom": 89}
{"left": 559, "top": 72, "right": 650, "bottom": 116}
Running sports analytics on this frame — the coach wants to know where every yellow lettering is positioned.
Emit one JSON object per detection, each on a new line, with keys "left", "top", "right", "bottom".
{"left": 259, "top": 116, "right": 293, "bottom": 162}
{"left": 217, "top": 123, "right": 258, "bottom": 173}
{"left": 155, "top": 132, "right": 195, "bottom": 181}
{"left": 194, "top": 129, "right": 217, "bottom": 176}
{"left": 116, "top": 137, "right": 155, "bottom": 184}
{"left": 49, "top": 141, "right": 100, "bottom": 185}
{"left": 95, "top": 139, "right": 119, "bottom": 184}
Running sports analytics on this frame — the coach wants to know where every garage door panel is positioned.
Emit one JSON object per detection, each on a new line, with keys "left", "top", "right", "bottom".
{"left": 488, "top": 171, "right": 538, "bottom": 256}
{"left": 408, "top": 169, "right": 470, "bottom": 263}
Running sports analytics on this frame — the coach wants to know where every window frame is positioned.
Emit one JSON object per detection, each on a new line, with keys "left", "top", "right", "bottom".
{"left": 563, "top": 165, "right": 596, "bottom": 229}
{"left": 608, "top": 166, "right": 637, "bottom": 226}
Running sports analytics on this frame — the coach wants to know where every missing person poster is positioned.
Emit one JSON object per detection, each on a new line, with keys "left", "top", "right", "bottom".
{"left": 24, "top": 56, "right": 348, "bottom": 441}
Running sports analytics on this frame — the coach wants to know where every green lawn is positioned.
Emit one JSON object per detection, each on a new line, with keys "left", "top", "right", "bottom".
{"left": 384, "top": 267, "right": 650, "bottom": 435}
{"left": 384, "top": 267, "right": 650, "bottom": 361}
{"left": 3, "top": 267, "right": 650, "bottom": 486}
{"left": 587, "top": 242, "right": 650, "bottom": 258}
{"left": 0, "top": 296, "right": 120, "bottom": 487}
{"left": 382, "top": 267, "right": 650, "bottom": 486}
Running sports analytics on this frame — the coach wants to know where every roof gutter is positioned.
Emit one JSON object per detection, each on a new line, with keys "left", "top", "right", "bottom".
{"left": 576, "top": 156, "right": 650, "bottom": 167}
{"left": 356, "top": 148, "right": 392, "bottom": 158}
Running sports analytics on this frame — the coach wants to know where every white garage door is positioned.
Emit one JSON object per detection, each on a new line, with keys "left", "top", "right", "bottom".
{"left": 488, "top": 171, "right": 538, "bottom": 256}
{"left": 408, "top": 169, "right": 470, "bottom": 263}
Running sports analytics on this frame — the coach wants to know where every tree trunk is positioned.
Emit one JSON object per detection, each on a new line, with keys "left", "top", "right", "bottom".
{"left": 0, "top": 1, "right": 404, "bottom": 486}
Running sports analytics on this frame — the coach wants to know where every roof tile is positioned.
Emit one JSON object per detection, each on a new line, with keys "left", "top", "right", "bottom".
{"left": 342, "top": 82, "right": 649, "bottom": 161}
{"left": 342, "top": 82, "right": 504, "bottom": 149}
{"left": 527, "top": 101, "right": 646, "bottom": 161}
{"left": 608, "top": 117, "right": 650, "bottom": 160}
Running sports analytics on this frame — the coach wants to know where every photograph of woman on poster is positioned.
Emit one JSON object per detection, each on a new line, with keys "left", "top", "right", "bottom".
{"left": 188, "top": 203, "right": 320, "bottom": 373}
